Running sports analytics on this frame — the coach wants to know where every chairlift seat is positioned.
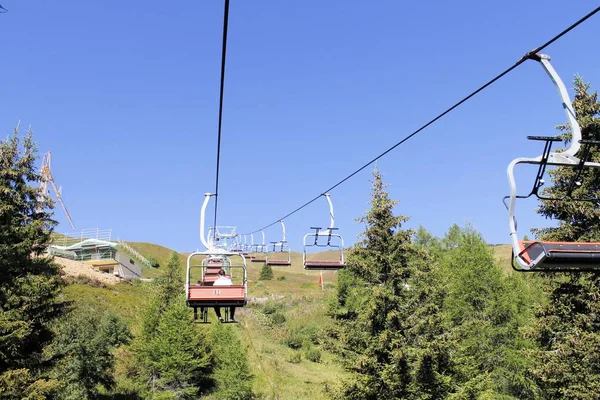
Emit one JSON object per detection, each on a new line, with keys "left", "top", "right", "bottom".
{"left": 303, "top": 260, "right": 345, "bottom": 270}
{"left": 202, "top": 274, "right": 220, "bottom": 284}
{"left": 251, "top": 257, "right": 266, "bottom": 263}
{"left": 188, "top": 284, "right": 246, "bottom": 307}
{"left": 514, "top": 241, "right": 600, "bottom": 271}
{"left": 266, "top": 259, "right": 291, "bottom": 266}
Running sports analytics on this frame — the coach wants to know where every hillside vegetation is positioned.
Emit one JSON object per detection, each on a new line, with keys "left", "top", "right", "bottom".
{"left": 61, "top": 248, "right": 349, "bottom": 399}
{"left": 56, "top": 226, "right": 522, "bottom": 399}
{"left": 60, "top": 243, "right": 515, "bottom": 399}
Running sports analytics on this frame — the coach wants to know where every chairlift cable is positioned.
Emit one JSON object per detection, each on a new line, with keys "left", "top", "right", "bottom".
{"left": 239, "top": 5, "right": 600, "bottom": 236}
{"left": 213, "top": 0, "right": 230, "bottom": 240}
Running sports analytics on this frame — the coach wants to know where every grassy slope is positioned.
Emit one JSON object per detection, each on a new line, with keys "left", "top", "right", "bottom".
{"left": 491, "top": 244, "right": 514, "bottom": 274}
{"left": 63, "top": 247, "right": 349, "bottom": 399}
{"left": 122, "top": 241, "right": 186, "bottom": 279}
{"left": 61, "top": 242, "right": 175, "bottom": 328}
{"left": 63, "top": 243, "right": 516, "bottom": 398}
{"left": 63, "top": 280, "right": 147, "bottom": 326}
{"left": 238, "top": 252, "right": 348, "bottom": 399}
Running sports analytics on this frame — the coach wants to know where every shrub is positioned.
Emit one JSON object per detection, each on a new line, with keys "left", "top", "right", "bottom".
{"left": 259, "top": 264, "right": 274, "bottom": 280}
{"left": 270, "top": 312, "right": 286, "bottom": 325}
{"left": 261, "top": 301, "right": 283, "bottom": 315}
{"left": 286, "top": 353, "right": 302, "bottom": 364}
{"left": 145, "top": 255, "right": 160, "bottom": 268}
{"left": 283, "top": 332, "right": 303, "bottom": 349}
{"left": 304, "top": 347, "right": 322, "bottom": 363}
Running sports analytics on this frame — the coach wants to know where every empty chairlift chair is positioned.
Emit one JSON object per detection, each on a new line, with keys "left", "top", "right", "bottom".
{"left": 265, "top": 221, "right": 292, "bottom": 266}
{"left": 230, "top": 236, "right": 243, "bottom": 253}
{"left": 185, "top": 193, "right": 248, "bottom": 322}
{"left": 246, "top": 233, "right": 256, "bottom": 260}
{"left": 251, "top": 231, "right": 268, "bottom": 263}
{"left": 303, "top": 194, "right": 346, "bottom": 270}
{"left": 504, "top": 53, "right": 600, "bottom": 272}
{"left": 241, "top": 235, "right": 250, "bottom": 256}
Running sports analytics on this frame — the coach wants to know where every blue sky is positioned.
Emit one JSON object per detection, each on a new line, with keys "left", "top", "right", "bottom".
{"left": 2, "top": 1, "right": 599, "bottom": 252}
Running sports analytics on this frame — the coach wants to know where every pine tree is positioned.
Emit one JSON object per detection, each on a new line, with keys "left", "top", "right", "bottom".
{"left": 331, "top": 168, "right": 450, "bottom": 399}
{"left": 140, "top": 298, "right": 212, "bottom": 398}
{"left": 139, "top": 251, "right": 182, "bottom": 339}
{"left": 125, "top": 251, "right": 213, "bottom": 397}
{"left": 0, "top": 127, "right": 65, "bottom": 397}
{"left": 529, "top": 77, "right": 600, "bottom": 398}
{"left": 46, "top": 307, "right": 130, "bottom": 399}
{"left": 208, "top": 323, "right": 253, "bottom": 400}
{"left": 440, "top": 225, "right": 538, "bottom": 398}
{"left": 259, "top": 264, "right": 273, "bottom": 280}
{"left": 155, "top": 251, "right": 184, "bottom": 303}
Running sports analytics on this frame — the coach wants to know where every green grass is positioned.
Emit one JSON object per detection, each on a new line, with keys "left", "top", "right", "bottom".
{"left": 236, "top": 251, "right": 349, "bottom": 399}
{"left": 238, "top": 292, "right": 349, "bottom": 399}
{"left": 123, "top": 241, "right": 187, "bottom": 279}
{"left": 64, "top": 241, "right": 517, "bottom": 398}
{"left": 62, "top": 279, "right": 151, "bottom": 327}
{"left": 491, "top": 244, "right": 514, "bottom": 274}
{"left": 63, "top": 244, "right": 350, "bottom": 399}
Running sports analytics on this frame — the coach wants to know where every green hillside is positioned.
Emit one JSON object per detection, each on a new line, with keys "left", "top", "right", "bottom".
{"left": 122, "top": 241, "right": 187, "bottom": 279}
{"left": 60, "top": 242, "right": 518, "bottom": 398}
{"left": 62, "top": 247, "right": 348, "bottom": 399}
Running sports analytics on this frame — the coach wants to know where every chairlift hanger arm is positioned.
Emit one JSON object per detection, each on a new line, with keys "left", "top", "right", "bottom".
{"left": 200, "top": 193, "right": 216, "bottom": 250}
{"left": 533, "top": 54, "right": 582, "bottom": 160}
{"left": 280, "top": 220, "right": 286, "bottom": 242}
{"left": 323, "top": 193, "right": 335, "bottom": 230}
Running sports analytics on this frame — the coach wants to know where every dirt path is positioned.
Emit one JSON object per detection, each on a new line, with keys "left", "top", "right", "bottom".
{"left": 52, "top": 256, "right": 121, "bottom": 285}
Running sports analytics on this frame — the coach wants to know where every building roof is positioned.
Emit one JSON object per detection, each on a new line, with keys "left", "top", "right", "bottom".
{"left": 51, "top": 238, "right": 118, "bottom": 251}
{"left": 85, "top": 259, "right": 118, "bottom": 266}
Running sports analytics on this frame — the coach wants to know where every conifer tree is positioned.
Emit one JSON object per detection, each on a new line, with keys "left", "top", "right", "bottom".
{"left": 47, "top": 307, "right": 130, "bottom": 399}
{"left": 0, "top": 127, "right": 65, "bottom": 397}
{"left": 139, "top": 298, "right": 212, "bottom": 398}
{"left": 208, "top": 323, "right": 253, "bottom": 400}
{"left": 126, "top": 251, "right": 213, "bottom": 397}
{"left": 331, "top": 168, "right": 450, "bottom": 399}
{"left": 440, "top": 225, "right": 538, "bottom": 398}
{"left": 139, "top": 251, "right": 182, "bottom": 339}
{"left": 259, "top": 263, "right": 273, "bottom": 280}
{"left": 530, "top": 77, "right": 600, "bottom": 398}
